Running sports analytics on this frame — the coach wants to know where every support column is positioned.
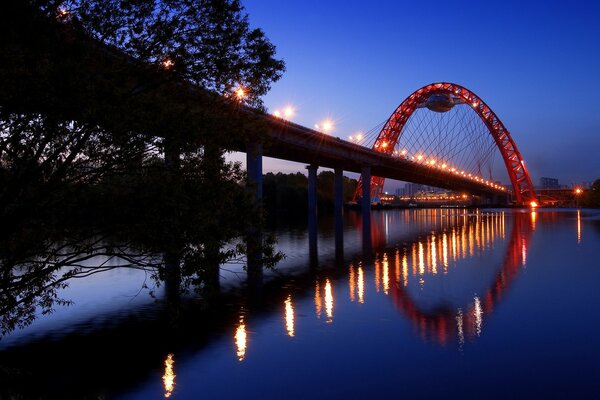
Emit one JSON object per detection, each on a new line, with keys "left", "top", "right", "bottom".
{"left": 246, "top": 142, "right": 263, "bottom": 287}
{"left": 307, "top": 164, "right": 318, "bottom": 268}
{"left": 334, "top": 167, "right": 344, "bottom": 260}
{"left": 361, "top": 166, "right": 372, "bottom": 252}
{"left": 246, "top": 143, "right": 263, "bottom": 201}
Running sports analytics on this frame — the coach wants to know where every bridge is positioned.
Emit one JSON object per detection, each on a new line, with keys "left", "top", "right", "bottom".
{"left": 1, "top": 7, "right": 536, "bottom": 236}
{"left": 242, "top": 81, "right": 535, "bottom": 241}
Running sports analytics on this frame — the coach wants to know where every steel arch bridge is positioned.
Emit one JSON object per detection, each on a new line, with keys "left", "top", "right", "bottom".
{"left": 353, "top": 82, "right": 535, "bottom": 205}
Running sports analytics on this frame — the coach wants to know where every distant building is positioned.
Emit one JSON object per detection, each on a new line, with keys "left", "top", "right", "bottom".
{"left": 404, "top": 183, "right": 426, "bottom": 197}
{"left": 539, "top": 177, "right": 560, "bottom": 189}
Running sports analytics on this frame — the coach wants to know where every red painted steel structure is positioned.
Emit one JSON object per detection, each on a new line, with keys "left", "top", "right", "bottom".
{"left": 354, "top": 82, "right": 536, "bottom": 205}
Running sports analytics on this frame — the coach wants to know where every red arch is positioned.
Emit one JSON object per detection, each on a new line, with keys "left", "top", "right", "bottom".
{"left": 387, "top": 210, "right": 532, "bottom": 343}
{"left": 357, "top": 82, "right": 536, "bottom": 205}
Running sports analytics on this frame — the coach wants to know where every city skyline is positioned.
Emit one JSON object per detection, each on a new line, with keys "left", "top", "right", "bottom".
{"left": 232, "top": 0, "right": 600, "bottom": 188}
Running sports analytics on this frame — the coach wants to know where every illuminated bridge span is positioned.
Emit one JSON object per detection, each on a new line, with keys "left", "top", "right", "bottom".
{"left": 350, "top": 82, "right": 535, "bottom": 205}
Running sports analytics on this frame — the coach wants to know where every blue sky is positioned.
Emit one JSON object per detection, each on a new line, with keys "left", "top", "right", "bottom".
{"left": 234, "top": 0, "right": 600, "bottom": 188}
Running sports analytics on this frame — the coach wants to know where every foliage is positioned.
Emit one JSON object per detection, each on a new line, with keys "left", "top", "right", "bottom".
{"left": 40, "top": 0, "right": 285, "bottom": 108}
{"left": 0, "top": 0, "right": 286, "bottom": 336}
{"left": 581, "top": 179, "right": 600, "bottom": 207}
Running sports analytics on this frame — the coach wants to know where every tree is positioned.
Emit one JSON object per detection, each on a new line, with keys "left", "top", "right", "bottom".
{"left": 0, "top": 0, "right": 286, "bottom": 334}
{"left": 581, "top": 179, "right": 600, "bottom": 207}
{"left": 42, "top": 0, "right": 285, "bottom": 108}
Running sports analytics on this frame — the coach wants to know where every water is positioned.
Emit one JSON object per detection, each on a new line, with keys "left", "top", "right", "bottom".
{"left": 2, "top": 208, "right": 600, "bottom": 399}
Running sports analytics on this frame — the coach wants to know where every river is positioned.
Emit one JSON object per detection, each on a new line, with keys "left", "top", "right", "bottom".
{"left": 1, "top": 208, "right": 600, "bottom": 399}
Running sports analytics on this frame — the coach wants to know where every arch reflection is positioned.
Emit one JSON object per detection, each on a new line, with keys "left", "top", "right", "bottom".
{"left": 351, "top": 210, "right": 532, "bottom": 345}
{"left": 381, "top": 211, "right": 532, "bottom": 344}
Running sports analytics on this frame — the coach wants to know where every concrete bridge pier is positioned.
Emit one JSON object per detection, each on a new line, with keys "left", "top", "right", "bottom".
{"left": 307, "top": 164, "right": 319, "bottom": 268}
{"left": 334, "top": 167, "right": 344, "bottom": 260}
{"left": 361, "top": 166, "right": 372, "bottom": 247}
{"left": 246, "top": 143, "right": 263, "bottom": 201}
{"left": 246, "top": 142, "right": 264, "bottom": 285}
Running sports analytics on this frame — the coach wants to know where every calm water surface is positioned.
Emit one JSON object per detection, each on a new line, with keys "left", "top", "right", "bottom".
{"left": 2, "top": 208, "right": 600, "bottom": 399}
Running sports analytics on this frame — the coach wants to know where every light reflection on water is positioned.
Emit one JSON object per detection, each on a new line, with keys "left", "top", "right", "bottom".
{"left": 234, "top": 314, "right": 247, "bottom": 362}
{"left": 3, "top": 208, "right": 600, "bottom": 399}
{"left": 162, "top": 353, "right": 176, "bottom": 398}
{"left": 284, "top": 295, "right": 295, "bottom": 337}
{"left": 227, "top": 209, "right": 526, "bottom": 359}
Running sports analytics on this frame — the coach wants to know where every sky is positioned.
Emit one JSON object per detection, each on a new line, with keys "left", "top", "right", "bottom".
{"left": 232, "top": 0, "right": 600, "bottom": 189}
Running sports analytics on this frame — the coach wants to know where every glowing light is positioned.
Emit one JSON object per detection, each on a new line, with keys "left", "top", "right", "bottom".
{"left": 273, "top": 110, "right": 282, "bottom": 118}
{"left": 382, "top": 255, "right": 389, "bottom": 295}
{"left": 283, "top": 105, "right": 295, "bottom": 119}
{"left": 575, "top": 188, "right": 583, "bottom": 195}
{"left": 577, "top": 209, "right": 582, "bottom": 244}
{"left": 400, "top": 149, "right": 407, "bottom": 156}
{"left": 416, "top": 154, "right": 424, "bottom": 161}
{"left": 284, "top": 295, "right": 295, "bottom": 337}
{"left": 318, "top": 119, "right": 335, "bottom": 133}
{"left": 418, "top": 241, "right": 425, "bottom": 275}
{"left": 381, "top": 141, "right": 388, "bottom": 148}
{"left": 529, "top": 201, "right": 538, "bottom": 208}
{"left": 315, "top": 281, "right": 322, "bottom": 317}
{"left": 234, "top": 315, "right": 247, "bottom": 361}
{"left": 161, "top": 58, "right": 175, "bottom": 70}
{"left": 358, "top": 267, "right": 365, "bottom": 304}
{"left": 234, "top": 86, "right": 247, "bottom": 100}
{"left": 473, "top": 296, "right": 483, "bottom": 336}
{"left": 431, "top": 235, "right": 437, "bottom": 275}
{"left": 355, "top": 133, "right": 363, "bottom": 141}
{"left": 348, "top": 135, "right": 354, "bottom": 141}
{"left": 442, "top": 233, "right": 449, "bottom": 271}
{"left": 441, "top": 163, "right": 447, "bottom": 169}
{"left": 162, "top": 354, "right": 176, "bottom": 398}
{"left": 324, "top": 279, "right": 334, "bottom": 322}
{"left": 349, "top": 265, "right": 356, "bottom": 301}
{"left": 429, "top": 159, "right": 436, "bottom": 166}
{"left": 456, "top": 309, "right": 465, "bottom": 347}
{"left": 56, "top": 7, "right": 70, "bottom": 19}
{"left": 402, "top": 254, "right": 408, "bottom": 286}
{"left": 374, "top": 258, "right": 381, "bottom": 292}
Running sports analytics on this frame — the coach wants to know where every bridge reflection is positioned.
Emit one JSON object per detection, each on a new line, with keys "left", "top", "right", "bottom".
{"left": 388, "top": 224, "right": 528, "bottom": 345}
{"left": 233, "top": 210, "right": 535, "bottom": 364}
{"left": 268, "top": 211, "right": 530, "bottom": 356}
{"left": 363, "top": 210, "right": 531, "bottom": 345}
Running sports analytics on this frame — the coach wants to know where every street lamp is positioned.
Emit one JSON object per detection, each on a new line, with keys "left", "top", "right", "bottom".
{"left": 315, "top": 119, "right": 335, "bottom": 134}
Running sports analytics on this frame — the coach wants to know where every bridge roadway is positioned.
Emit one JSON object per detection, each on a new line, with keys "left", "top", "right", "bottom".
{"left": 246, "top": 112, "right": 504, "bottom": 198}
